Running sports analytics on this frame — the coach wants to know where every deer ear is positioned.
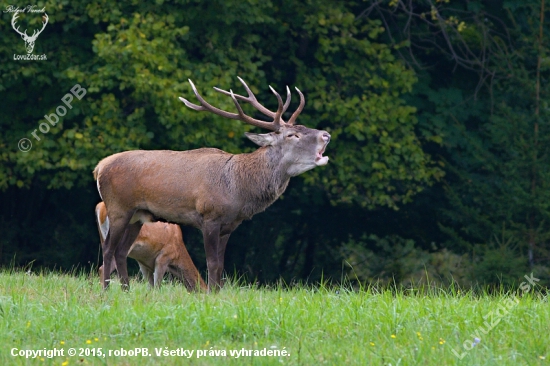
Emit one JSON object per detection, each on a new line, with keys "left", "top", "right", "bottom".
{"left": 245, "top": 132, "right": 276, "bottom": 146}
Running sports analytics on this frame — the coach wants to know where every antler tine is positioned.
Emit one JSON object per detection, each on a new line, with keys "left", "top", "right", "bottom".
{"left": 180, "top": 79, "right": 279, "bottom": 131}
{"left": 284, "top": 86, "right": 291, "bottom": 111}
{"left": 268, "top": 86, "right": 285, "bottom": 129}
{"left": 213, "top": 77, "right": 291, "bottom": 118}
{"left": 287, "top": 87, "right": 305, "bottom": 125}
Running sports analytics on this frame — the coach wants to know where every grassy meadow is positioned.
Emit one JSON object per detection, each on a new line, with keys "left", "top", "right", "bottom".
{"left": 0, "top": 269, "right": 548, "bottom": 365}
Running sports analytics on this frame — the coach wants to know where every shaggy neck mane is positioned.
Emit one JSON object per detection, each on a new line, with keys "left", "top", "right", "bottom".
{"left": 229, "top": 146, "right": 291, "bottom": 217}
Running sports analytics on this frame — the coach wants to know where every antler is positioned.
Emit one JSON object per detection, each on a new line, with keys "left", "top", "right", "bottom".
{"left": 287, "top": 87, "right": 305, "bottom": 126}
{"left": 179, "top": 78, "right": 305, "bottom": 131}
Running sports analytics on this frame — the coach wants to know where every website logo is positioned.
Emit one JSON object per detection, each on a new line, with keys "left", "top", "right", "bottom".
{"left": 5, "top": 5, "right": 48, "bottom": 61}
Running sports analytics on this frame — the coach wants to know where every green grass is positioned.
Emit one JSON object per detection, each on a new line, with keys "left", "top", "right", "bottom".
{"left": 0, "top": 269, "right": 548, "bottom": 365}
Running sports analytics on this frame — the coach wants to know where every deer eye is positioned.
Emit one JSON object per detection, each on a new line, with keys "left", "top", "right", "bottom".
{"left": 287, "top": 134, "right": 299, "bottom": 139}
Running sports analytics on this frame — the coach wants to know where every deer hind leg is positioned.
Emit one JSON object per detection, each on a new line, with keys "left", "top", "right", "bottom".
{"left": 102, "top": 208, "right": 137, "bottom": 290}
{"left": 98, "top": 257, "right": 117, "bottom": 284}
{"left": 113, "top": 221, "right": 142, "bottom": 291}
{"left": 102, "top": 225, "right": 124, "bottom": 290}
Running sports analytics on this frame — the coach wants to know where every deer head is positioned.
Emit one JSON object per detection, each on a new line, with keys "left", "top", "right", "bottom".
{"left": 11, "top": 12, "right": 48, "bottom": 54}
{"left": 179, "top": 77, "right": 330, "bottom": 177}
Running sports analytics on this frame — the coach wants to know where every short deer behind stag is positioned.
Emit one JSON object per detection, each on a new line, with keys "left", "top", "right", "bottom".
{"left": 95, "top": 202, "right": 206, "bottom": 291}
{"left": 94, "top": 77, "right": 330, "bottom": 291}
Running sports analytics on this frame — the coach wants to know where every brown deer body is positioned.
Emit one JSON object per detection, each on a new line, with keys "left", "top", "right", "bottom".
{"left": 94, "top": 78, "right": 330, "bottom": 291}
{"left": 95, "top": 202, "right": 206, "bottom": 291}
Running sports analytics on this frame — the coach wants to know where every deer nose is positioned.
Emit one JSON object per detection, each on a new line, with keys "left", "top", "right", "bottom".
{"left": 322, "top": 132, "right": 331, "bottom": 142}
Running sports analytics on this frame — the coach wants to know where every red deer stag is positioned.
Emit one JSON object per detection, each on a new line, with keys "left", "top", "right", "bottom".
{"left": 93, "top": 77, "right": 330, "bottom": 291}
{"left": 95, "top": 202, "right": 206, "bottom": 291}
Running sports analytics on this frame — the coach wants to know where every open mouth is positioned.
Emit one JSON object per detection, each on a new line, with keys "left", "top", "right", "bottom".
{"left": 316, "top": 145, "right": 326, "bottom": 160}
{"left": 315, "top": 143, "right": 329, "bottom": 166}
{"left": 314, "top": 132, "right": 330, "bottom": 166}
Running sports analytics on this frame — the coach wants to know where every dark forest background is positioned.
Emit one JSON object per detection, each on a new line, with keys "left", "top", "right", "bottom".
{"left": 1, "top": 0, "right": 549, "bottom": 288}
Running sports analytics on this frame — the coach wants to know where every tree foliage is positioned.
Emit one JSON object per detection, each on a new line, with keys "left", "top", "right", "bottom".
{"left": 367, "top": 0, "right": 550, "bottom": 270}
{"left": 1, "top": 0, "right": 441, "bottom": 208}
{"left": 1, "top": 0, "right": 548, "bottom": 286}
{"left": 0, "top": 0, "right": 440, "bottom": 282}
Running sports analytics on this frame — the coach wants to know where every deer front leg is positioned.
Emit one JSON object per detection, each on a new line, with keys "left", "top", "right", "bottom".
{"left": 216, "top": 233, "right": 231, "bottom": 288}
{"left": 153, "top": 254, "right": 170, "bottom": 288}
{"left": 202, "top": 222, "right": 223, "bottom": 292}
{"left": 138, "top": 263, "right": 154, "bottom": 287}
